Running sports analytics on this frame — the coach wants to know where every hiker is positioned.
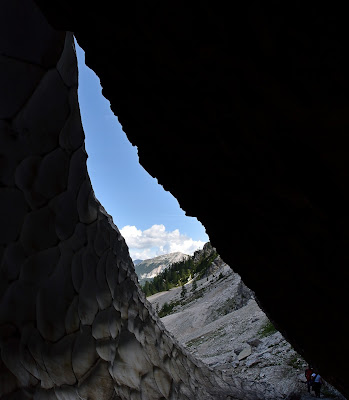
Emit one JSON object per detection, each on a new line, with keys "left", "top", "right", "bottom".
{"left": 311, "top": 371, "right": 323, "bottom": 398}
{"left": 305, "top": 365, "right": 313, "bottom": 393}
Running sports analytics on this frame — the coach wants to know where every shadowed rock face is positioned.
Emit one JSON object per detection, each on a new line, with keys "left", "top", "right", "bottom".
{"left": 30, "top": 1, "right": 349, "bottom": 397}
{"left": 0, "top": 2, "right": 282, "bottom": 399}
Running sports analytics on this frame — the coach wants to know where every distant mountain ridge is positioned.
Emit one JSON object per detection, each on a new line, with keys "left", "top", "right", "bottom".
{"left": 141, "top": 243, "right": 221, "bottom": 296}
{"left": 135, "top": 252, "right": 189, "bottom": 285}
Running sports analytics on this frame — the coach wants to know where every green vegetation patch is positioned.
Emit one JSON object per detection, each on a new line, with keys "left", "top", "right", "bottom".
{"left": 141, "top": 245, "right": 218, "bottom": 297}
{"left": 195, "top": 252, "right": 219, "bottom": 280}
{"left": 157, "top": 286, "right": 207, "bottom": 318}
{"left": 287, "top": 354, "right": 303, "bottom": 370}
{"left": 258, "top": 320, "right": 277, "bottom": 337}
{"left": 188, "top": 287, "right": 206, "bottom": 302}
{"left": 158, "top": 301, "right": 181, "bottom": 318}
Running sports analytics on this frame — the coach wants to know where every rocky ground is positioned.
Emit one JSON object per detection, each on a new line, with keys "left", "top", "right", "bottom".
{"left": 148, "top": 264, "right": 345, "bottom": 400}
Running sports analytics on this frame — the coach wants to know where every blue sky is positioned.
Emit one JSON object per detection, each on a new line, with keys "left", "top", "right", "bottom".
{"left": 75, "top": 42, "right": 209, "bottom": 260}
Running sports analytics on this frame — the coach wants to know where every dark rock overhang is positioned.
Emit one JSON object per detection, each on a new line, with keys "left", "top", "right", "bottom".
{"left": 33, "top": 1, "right": 349, "bottom": 396}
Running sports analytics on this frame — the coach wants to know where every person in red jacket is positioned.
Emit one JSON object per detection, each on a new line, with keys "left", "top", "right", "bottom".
{"left": 305, "top": 365, "right": 314, "bottom": 393}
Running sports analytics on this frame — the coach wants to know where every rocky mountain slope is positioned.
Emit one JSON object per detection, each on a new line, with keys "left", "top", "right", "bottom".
{"left": 135, "top": 252, "right": 189, "bottom": 285}
{"left": 148, "top": 262, "right": 345, "bottom": 399}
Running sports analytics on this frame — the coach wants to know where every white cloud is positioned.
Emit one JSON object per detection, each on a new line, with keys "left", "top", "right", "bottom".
{"left": 120, "top": 224, "right": 206, "bottom": 260}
